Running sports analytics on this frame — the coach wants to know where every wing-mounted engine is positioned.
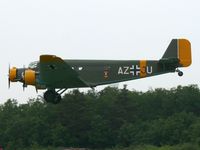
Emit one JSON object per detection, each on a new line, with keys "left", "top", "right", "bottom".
{"left": 24, "top": 69, "right": 36, "bottom": 85}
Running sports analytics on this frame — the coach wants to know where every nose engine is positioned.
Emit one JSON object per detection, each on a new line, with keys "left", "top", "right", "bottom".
{"left": 9, "top": 67, "right": 17, "bottom": 82}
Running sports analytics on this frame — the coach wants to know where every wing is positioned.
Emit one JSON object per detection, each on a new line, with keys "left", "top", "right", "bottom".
{"left": 39, "top": 55, "right": 88, "bottom": 88}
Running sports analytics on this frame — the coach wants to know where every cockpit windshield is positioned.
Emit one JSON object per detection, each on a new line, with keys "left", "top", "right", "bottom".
{"left": 28, "top": 61, "right": 38, "bottom": 69}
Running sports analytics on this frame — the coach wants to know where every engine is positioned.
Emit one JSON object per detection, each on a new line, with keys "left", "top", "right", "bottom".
{"left": 9, "top": 67, "right": 17, "bottom": 82}
{"left": 24, "top": 69, "right": 36, "bottom": 85}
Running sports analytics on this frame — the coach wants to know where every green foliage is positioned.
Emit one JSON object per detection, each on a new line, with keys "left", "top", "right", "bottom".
{"left": 0, "top": 85, "right": 200, "bottom": 150}
{"left": 106, "top": 143, "right": 200, "bottom": 150}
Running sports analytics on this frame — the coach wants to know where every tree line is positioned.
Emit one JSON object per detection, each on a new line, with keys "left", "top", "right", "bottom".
{"left": 0, "top": 85, "right": 200, "bottom": 150}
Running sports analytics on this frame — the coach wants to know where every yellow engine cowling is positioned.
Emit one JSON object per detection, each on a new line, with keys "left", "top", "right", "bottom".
{"left": 24, "top": 69, "right": 36, "bottom": 85}
{"left": 9, "top": 67, "right": 17, "bottom": 82}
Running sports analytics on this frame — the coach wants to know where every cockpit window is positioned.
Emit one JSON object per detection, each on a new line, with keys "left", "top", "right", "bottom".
{"left": 28, "top": 61, "right": 38, "bottom": 69}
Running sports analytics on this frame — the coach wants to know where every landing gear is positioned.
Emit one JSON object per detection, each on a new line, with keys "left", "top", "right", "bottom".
{"left": 176, "top": 69, "right": 183, "bottom": 77}
{"left": 44, "top": 89, "right": 67, "bottom": 104}
{"left": 178, "top": 71, "right": 183, "bottom": 77}
{"left": 44, "top": 90, "right": 61, "bottom": 104}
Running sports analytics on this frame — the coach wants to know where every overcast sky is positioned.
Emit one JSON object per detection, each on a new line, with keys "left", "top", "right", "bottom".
{"left": 0, "top": 0, "right": 199, "bottom": 103}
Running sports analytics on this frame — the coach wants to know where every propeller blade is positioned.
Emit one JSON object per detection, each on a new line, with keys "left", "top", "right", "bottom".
{"left": 22, "top": 65, "right": 26, "bottom": 91}
{"left": 35, "top": 87, "right": 38, "bottom": 93}
{"left": 8, "top": 78, "right": 10, "bottom": 89}
{"left": 23, "top": 83, "right": 25, "bottom": 91}
{"left": 8, "top": 64, "right": 10, "bottom": 89}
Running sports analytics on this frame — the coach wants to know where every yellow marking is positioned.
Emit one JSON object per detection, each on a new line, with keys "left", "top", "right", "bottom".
{"left": 9, "top": 67, "right": 17, "bottom": 82}
{"left": 178, "top": 39, "right": 192, "bottom": 67}
{"left": 24, "top": 69, "right": 36, "bottom": 85}
{"left": 140, "top": 60, "right": 147, "bottom": 78}
{"left": 40, "top": 55, "right": 63, "bottom": 63}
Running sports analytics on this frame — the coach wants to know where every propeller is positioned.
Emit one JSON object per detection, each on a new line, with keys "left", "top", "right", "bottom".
{"left": 22, "top": 65, "right": 26, "bottom": 91}
{"left": 35, "top": 87, "right": 38, "bottom": 93}
{"left": 23, "top": 84, "right": 26, "bottom": 91}
{"left": 8, "top": 64, "right": 10, "bottom": 89}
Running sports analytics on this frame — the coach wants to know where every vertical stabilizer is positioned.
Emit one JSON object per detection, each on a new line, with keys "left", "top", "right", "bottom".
{"left": 162, "top": 39, "right": 192, "bottom": 67}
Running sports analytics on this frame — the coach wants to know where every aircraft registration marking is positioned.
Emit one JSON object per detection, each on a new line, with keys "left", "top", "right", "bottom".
{"left": 118, "top": 65, "right": 153, "bottom": 77}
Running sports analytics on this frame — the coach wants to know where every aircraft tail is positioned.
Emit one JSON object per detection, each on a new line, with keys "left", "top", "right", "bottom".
{"left": 161, "top": 39, "right": 192, "bottom": 67}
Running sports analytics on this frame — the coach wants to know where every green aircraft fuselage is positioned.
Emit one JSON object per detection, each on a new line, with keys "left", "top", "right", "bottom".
{"left": 8, "top": 39, "right": 192, "bottom": 104}
{"left": 49, "top": 59, "right": 172, "bottom": 88}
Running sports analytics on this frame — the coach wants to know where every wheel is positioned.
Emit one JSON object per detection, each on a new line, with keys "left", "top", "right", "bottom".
{"left": 44, "top": 90, "right": 62, "bottom": 104}
{"left": 52, "top": 93, "right": 61, "bottom": 104}
{"left": 178, "top": 71, "right": 183, "bottom": 77}
{"left": 44, "top": 90, "right": 56, "bottom": 103}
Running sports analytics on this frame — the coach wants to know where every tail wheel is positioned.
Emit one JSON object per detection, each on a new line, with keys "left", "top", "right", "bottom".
{"left": 178, "top": 71, "right": 183, "bottom": 77}
{"left": 176, "top": 69, "right": 183, "bottom": 77}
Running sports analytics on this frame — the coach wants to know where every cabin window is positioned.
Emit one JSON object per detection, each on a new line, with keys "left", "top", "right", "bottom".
{"left": 78, "top": 67, "right": 83, "bottom": 71}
